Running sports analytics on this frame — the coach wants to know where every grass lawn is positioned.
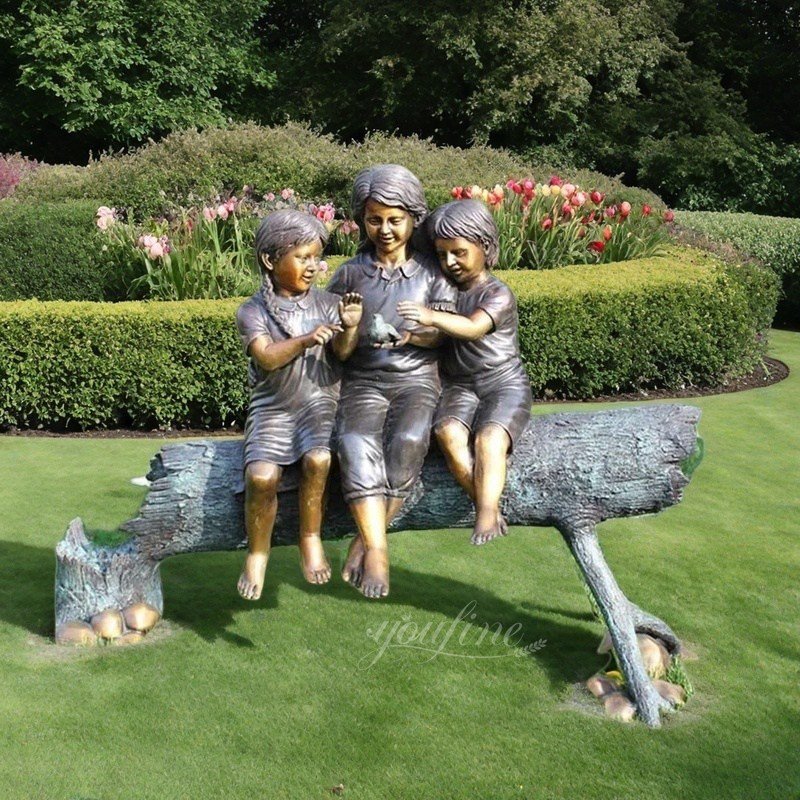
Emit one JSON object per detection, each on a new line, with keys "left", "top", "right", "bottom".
{"left": 1, "top": 331, "right": 799, "bottom": 800}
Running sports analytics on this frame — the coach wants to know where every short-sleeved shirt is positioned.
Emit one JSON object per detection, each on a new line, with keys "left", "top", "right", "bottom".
{"left": 235, "top": 288, "right": 342, "bottom": 411}
{"left": 326, "top": 250, "right": 457, "bottom": 373}
{"left": 441, "top": 274, "right": 525, "bottom": 381}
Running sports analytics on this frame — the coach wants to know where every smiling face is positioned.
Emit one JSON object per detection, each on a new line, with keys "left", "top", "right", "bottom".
{"left": 263, "top": 240, "right": 323, "bottom": 297}
{"left": 434, "top": 236, "right": 487, "bottom": 288}
{"left": 363, "top": 198, "right": 415, "bottom": 262}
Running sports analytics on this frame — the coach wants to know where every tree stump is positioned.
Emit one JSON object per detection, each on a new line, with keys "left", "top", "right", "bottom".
{"left": 55, "top": 403, "right": 702, "bottom": 727}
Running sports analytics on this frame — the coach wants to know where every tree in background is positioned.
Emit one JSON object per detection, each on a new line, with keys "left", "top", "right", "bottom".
{"left": 0, "top": 0, "right": 274, "bottom": 161}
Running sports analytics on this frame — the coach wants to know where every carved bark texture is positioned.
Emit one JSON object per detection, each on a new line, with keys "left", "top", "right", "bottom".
{"left": 55, "top": 404, "right": 700, "bottom": 726}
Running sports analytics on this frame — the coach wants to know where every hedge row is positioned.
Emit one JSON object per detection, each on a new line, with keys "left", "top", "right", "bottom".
{"left": 0, "top": 200, "right": 116, "bottom": 302}
{"left": 0, "top": 248, "right": 776, "bottom": 431}
{"left": 675, "top": 211, "right": 800, "bottom": 327}
{"left": 15, "top": 123, "right": 664, "bottom": 218}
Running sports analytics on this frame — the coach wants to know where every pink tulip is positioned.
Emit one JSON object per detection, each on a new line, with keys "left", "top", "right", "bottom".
{"left": 589, "top": 191, "right": 604, "bottom": 205}
{"left": 619, "top": 201, "right": 632, "bottom": 218}
{"left": 96, "top": 206, "right": 113, "bottom": 217}
{"left": 577, "top": 226, "right": 587, "bottom": 239}
{"left": 561, "top": 201, "right": 574, "bottom": 216}
{"left": 541, "top": 217, "right": 553, "bottom": 231}
{"left": 663, "top": 210, "right": 675, "bottom": 222}
{"left": 225, "top": 198, "right": 237, "bottom": 214}
{"left": 148, "top": 242, "right": 164, "bottom": 259}
{"left": 265, "top": 192, "right": 276, "bottom": 202}
{"left": 96, "top": 215, "right": 112, "bottom": 231}
{"left": 642, "top": 204, "right": 652, "bottom": 216}
{"left": 604, "top": 205, "right": 617, "bottom": 219}
{"left": 572, "top": 191, "right": 587, "bottom": 207}
{"left": 548, "top": 176, "right": 563, "bottom": 187}
{"left": 140, "top": 235, "right": 158, "bottom": 249}
{"left": 523, "top": 179, "right": 534, "bottom": 192}
{"left": 216, "top": 204, "right": 229, "bottom": 221}
{"left": 280, "top": 188, "right": 294, "bottom": 200}
{"left": 560, "top": 183, "right": 576, "bottom": 199}
{"left": 603, "top": 225, "right": 613, "bottom": 242}
{"left": 203, "top": 207, "right": 216, "bottom": 222}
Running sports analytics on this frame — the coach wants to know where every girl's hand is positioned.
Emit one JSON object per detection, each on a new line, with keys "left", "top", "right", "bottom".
{"left": 305, "top": 324, "right": 342, "bottom": 348}
{"left": 339, "top": 293, "right": 364, "bottom": 329}
{"left": 397, "top": 301, "right": 434, "bottom": 326}
{"left": 372, "top": 330, "right": 412, "bottom": 349}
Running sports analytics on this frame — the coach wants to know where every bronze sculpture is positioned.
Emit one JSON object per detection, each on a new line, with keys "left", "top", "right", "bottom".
{"left": 398, "top": 199, "right": 533, "bottom": 545}
{"left": 235, "top": 209, "right": 362, "bottom": 598}
{"left": 326, "top": 164, "right": 456, "bottom": 598}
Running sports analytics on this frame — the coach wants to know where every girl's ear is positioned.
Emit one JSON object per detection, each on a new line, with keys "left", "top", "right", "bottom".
{"left": 260, "top": 252, "right": 273, "bottom": 272}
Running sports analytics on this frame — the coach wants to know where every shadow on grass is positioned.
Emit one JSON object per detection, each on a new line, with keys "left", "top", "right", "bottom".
{"left": 161, "top": 538, "right": 604, "bottom": 689}
{"left": 1, "top": 535, "right": 603, "bottom": 688}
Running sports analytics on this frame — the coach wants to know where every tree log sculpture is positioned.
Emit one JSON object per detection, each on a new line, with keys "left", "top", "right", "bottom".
{"left": 55, "top": 404, "right": 702, "bottom": 727}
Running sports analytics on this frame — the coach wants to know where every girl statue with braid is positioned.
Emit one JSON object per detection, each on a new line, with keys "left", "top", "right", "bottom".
{"left": 235, "top": 209, "right": 362, "bottom": 599}
{"left": 399, "top": 199, "right": 532, "bottom": 545}
{"left": 326, "top": 165, "right": 457, "bottom": 598}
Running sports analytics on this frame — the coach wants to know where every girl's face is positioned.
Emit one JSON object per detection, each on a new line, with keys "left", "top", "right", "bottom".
{"left": 363, "top": 198, "right": 414, "bottom": 260}
{"left": 263, "top": 240, "right": 323, "bottom": 296}
{"left": 434, "top": 237, "right": 487, "bottom": 288}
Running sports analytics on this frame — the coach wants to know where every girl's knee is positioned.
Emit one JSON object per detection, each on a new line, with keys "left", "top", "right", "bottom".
{"left": 435, "top": 419, "right": 469, "bottom": 448}
{"left": 302, "top": 448, "right": 331, "bottom": 474}
{"left": 475, "top": 424, "right": 510, "bottom": 453}
{"left": 245, "top": 462, "right": 281, "bottom": 495}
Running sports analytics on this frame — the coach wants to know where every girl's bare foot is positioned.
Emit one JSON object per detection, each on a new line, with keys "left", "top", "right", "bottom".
{"left": 237, "top": 552, "right": 268, "bottom": 600}
{"left": 471, "top": 512, "right": 508, "bottom": 545}
{"left": 360, "top": 548, "right": 389, "bottom": 599}
{"left": 342, "top": 535, "right": 365, "bottom": 587}
{"left": 299, "top": 534, "right": 331, "bottom": 584}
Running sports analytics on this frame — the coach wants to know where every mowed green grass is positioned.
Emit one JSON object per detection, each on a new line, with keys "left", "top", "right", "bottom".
{"left": 1, "top": 332, "right": 799, "bottom": 800}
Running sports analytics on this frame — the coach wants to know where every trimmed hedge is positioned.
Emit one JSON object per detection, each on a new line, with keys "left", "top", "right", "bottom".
{"left": 675, "top": 211, "right": 800, "bottom": 327}
{"left": 0, "top": 248, "right": 776, "bottom": 431}
{"left": 15, "top": 123, "right": 665, "bottom": 218}
{"left": 0, "top": 200, "right": 116, "bottom": 301}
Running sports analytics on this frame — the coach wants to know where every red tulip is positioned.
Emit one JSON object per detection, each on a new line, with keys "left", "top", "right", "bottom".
{"left": 602, "top": 225, "right": 613, "bottom": 242}
{"left": 590, "top": 190, "right": 604, "bottom": 205}
{"left": 451, "top": 187, "right": 463, "bottom": 199}
{"left": 541, "top": 217, "right": 553, "bottom": 231}
{"left": 561, "top": 201, "right": 574, "bottom": 216}
{"left": 663, "top": 210, "right": 675, "bottom": 222}
{"left": 642, "top": 204, "right": 651, "bottom": 216}
{"left": 548, "top": 175, "right": 563, "bottom": 187}
{"left": 588, "top": 241, "right": 605, "bottom": 254}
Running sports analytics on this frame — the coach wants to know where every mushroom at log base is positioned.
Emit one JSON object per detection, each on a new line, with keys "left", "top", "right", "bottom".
{"left": 55, "top": 404, "right": 702, "bottom": 728}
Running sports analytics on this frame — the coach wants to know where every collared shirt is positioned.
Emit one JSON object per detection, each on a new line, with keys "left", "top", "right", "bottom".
{"left": 235, "top": 288, "right": 341, "bottom": 411}
{"left": 326, "top": 250, "right": 457, "bottom": 373}
{"left": 441, "top": 274, "right": 525, "bottom": 382}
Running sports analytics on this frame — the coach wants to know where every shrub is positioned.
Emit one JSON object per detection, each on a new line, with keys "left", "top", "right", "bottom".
{"left": 0, "top": 154, "right": 41, "bottom": 199}
{"left": 0, "top": 200, "right": 118, "bottom": 301}
{"left": 674, "top": 211, "right": 800, "bottom": 327}
{"left": 0, "top": 248, "right": 776, "bottom": 430}
{"left": 15, "top": 123, "right": 664, "bottom": 218}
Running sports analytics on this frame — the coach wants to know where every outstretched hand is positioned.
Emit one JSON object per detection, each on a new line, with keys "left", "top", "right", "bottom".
{"left": 397, "top": 301, "right": 434, "bottom": 327}
{"left": 306, "top": 324, "right": 342, "bottom": 348}
{"left": 339, "top": 292, "right": 363, "bottom": 329}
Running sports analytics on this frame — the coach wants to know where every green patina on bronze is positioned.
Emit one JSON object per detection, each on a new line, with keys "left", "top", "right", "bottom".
{"left": 681, "top": 436, "right": 704, "bottom": 478}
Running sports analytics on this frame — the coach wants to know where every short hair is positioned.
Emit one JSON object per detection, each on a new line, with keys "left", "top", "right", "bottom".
{"left": 254, "top": 209, "right": 329, "bottom": 273}
{"left": 351, "top": 164, "right": 428, "bottom": 228}
{"left": 427, "top": 199, "right": 500, "bottom": 268}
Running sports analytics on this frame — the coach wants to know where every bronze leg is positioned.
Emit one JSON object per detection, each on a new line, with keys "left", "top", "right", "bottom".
{"left": 435, "top": 419, "right": 475, "bottom": 500}
{"left": 472, "top": 424, "right": 511, "bottom": 545}
{"left": 238, "top": 461, "right": 282, "bottom": 600}
{"left": 298, "top": 448, "right": 332, "bottom": 585}
{"left": 348, "top": 496, "right": 390, "bottom": 599}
